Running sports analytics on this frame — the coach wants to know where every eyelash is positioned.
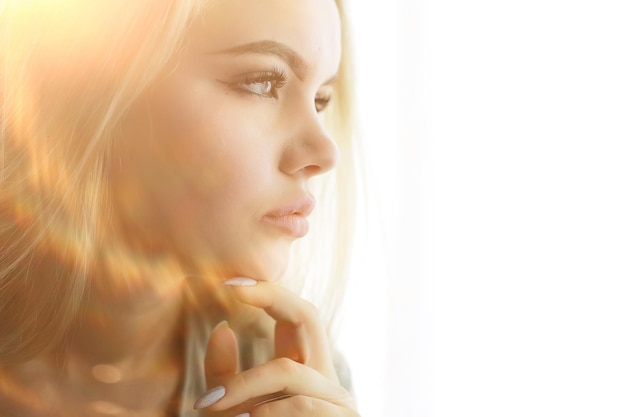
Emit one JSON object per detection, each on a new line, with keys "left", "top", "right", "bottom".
{"left": 236, "top": 67, "right": 287, "bottom": 99}
{"left": 233, "top": 67, "right": 333, "bottom": 113}
{"left": 314, "top": 94, "right": 332, "bottom": 113}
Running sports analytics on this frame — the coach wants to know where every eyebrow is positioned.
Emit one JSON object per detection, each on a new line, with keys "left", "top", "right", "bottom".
{"left": 214, "top": 40, "right": 310, "bottom": 80}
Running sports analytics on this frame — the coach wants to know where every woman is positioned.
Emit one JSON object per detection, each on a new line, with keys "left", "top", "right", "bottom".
{"left": 0, "top": 0, "right": 359, "bottom": 416}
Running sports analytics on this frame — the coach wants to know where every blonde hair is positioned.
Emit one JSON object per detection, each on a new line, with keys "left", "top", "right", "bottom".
{"left": 0, "top": 0, "right": 356, "bottom": 361}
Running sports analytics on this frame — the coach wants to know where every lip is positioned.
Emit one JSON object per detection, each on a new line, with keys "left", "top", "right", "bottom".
{"left": 261, "top": 194, "right": 315, "bottom": 238}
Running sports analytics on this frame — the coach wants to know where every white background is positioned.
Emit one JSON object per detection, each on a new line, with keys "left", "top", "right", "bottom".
{"left": 337, "top": 1, "right": 626, "bottom": 416}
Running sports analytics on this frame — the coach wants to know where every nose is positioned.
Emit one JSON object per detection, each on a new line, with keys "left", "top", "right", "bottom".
{"left": 278, "top": 110, "right": 339, "bottom": 178}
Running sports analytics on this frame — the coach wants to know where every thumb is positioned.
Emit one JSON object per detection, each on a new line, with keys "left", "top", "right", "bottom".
{"left": 204, "top": 320, "right": 239, "bottom": 382}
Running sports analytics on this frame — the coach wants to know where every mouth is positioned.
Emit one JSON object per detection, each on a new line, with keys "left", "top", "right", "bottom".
{"left": 261, "top": 194, "right": 315, "bottom": 238}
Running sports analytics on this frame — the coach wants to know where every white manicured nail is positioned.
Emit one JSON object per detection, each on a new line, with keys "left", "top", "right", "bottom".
{"left": 194, "top": 386, "right": 225, "bottom": 409}
{"left": 235, "top": 414, "right": 250, "bottom": 417}
{"left": 223, "top": 277, "right": 258, "bottom": 287}
{"left": 212, "top": 320, "right": 228, "bottom": 333}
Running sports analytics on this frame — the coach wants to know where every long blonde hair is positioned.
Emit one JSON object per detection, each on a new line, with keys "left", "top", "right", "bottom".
{"left": 0, "top": 0, "right": 356, "bottom": 362}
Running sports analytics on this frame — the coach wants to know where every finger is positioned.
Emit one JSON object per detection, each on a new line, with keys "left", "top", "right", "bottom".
{"left": 224, "top": 278, "right": 335, "bottom": 378}
{"left": 224, "top": 278, "right": 321, "bottom": 328}
{"left": 251, "top": 395, "right": 359, "bottom": 417}
{"left": 205, "top": 320, "right": 239, "bottom": 380}
{"left": 197, "top": 357, "right": 351, "bottom": 412}
{"left": 196, "top": 321, "right": 240, "bottom": 411}
{"left": 275, "top": 318, "right": 310, "bottom": 364}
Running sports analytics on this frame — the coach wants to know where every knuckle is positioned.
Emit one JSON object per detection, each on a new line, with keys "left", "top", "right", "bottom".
{"left": 291, "top": 395, "right": 315, "bottom": 413}
{"left": 295, "top": 299, "right": 319, "bottom": 326}
{"left": 334, "top": 385, "right": 351, "bottom": 401}
{"left": 275, "top": 356, "right": 300, "bottom": 375}
{"left": 302, "top": 299, "right": 318, "bottom": 318}
{"left": 233, "top": 366, "right": 258, "bottom": 391}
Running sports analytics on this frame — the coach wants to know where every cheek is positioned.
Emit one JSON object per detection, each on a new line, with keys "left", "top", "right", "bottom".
{"left": 129, "top": 82, "right": 266, "bottom": 193}
{"left": 177, "top": 111, "right": 274, "bottom": 201}
{"left": 142, "top": 103, "right": 275, "bottom": 234}
{"left": 113, "top": 77, "right": 285, "bottom": 277}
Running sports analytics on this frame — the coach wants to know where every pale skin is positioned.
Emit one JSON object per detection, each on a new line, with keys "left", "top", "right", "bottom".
{"left": 193, "top": 0, "right": 357, "bottom": 414}
{"left": 200, "top": 279, "right": 357, "bottom": 417}
{"left": 0, "top": 0, "right": 358, "bottom": 416}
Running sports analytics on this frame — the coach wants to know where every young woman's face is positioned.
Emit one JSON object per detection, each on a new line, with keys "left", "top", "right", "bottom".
{"left": 111, "top": 0, "right": 341, "bottom": 282}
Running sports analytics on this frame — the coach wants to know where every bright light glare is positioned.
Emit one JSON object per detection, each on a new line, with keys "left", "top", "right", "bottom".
{"left": 339, "top": 1, "right": 626, "bottom": 417}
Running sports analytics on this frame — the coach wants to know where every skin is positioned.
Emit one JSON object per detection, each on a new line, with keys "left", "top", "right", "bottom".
{"left": 182, "top": 1, "right": 357, "bottom": 415}
{"left": 110, "top": 0, "right": 341, "bottom": 284}
{"left": 202, "top": 280, "right": 358, "bottom": 417}
{"left": 0, "top": 0, "right": 359, "bottom": 415}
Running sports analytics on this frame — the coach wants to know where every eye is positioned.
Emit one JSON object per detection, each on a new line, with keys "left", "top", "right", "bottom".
{"left": 315, "top": 94, "right": 332, "bottom": 113}
{"left": 246, "top": 80, "right": 273, "bottom": 96}
{"left": 237, "top": 69, "right": 287, "bottom": 99}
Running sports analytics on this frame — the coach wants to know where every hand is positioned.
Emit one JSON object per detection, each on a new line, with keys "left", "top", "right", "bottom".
{"left": 195, "top": 277, "right": 359, "bottom": 417}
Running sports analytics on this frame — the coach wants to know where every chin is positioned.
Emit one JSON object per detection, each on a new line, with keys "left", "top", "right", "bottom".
{"left": 233, "top": 245, "right": 291, "bottom": 282}
{"left": 247, "top": 259, "right": 289, "bottom": 282}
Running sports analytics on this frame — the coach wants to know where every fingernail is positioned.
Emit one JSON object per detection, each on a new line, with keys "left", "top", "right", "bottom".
{"left": 212, "top": 320, "right": 229, "bottom": 333}
{"left": 193, "top": 386, "right": 226, "bottom": 409}
{"left": 223, "top": 277, "right": 258, "bottom": 287}
{"left": 235, "top": 414, "right": 250, "bottom": 417}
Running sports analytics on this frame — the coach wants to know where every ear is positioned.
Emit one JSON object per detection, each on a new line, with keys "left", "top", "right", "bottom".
{"left": 204, "top": 321, "right": 239, "bottom": 383}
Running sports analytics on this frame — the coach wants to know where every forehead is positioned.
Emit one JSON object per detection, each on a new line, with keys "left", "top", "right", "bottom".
{"left": 187, "top": 0, "right": 342, "bottom": 74}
